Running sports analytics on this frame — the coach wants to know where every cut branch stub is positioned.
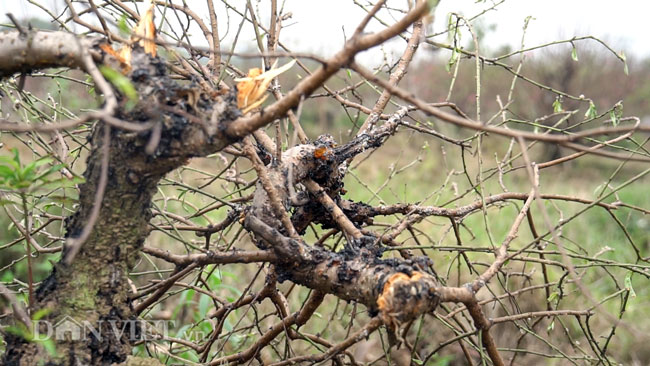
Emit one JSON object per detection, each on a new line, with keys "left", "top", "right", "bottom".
{"left": 244, "top": 214, "right": 442, "bottom": 328}
{"left": 377, "top": 271, "right": 440, "bottom": 329}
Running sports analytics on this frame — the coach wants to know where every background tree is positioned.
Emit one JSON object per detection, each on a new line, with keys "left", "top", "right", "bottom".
{"left": 0, "top": 1, "right": 648, "bottom": 365}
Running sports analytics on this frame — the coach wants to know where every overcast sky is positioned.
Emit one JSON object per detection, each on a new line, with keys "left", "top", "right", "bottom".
{"left": 1, "top": 0, "right": 648, "bottom": 64}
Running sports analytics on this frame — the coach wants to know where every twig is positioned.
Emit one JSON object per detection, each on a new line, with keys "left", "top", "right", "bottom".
{"left": 269, "top": 317, "right": 382, "bottom": 366}
{"left": 141, "top": 246, "right": 276, "bottom": 266}
{"left": 471, "top": 173, "right": 538, "bottom": 293}
{"left": 225, "top": 0, "right": 430, "bottom": 138}
{"left": 5, "top": 13, "right": 26, "bottom": 35}
{"left": 0, "top": 283, "right": 31, "bottom": 328}
{"left": 205, "top": 0, "right": 221, "bottom": 75}
{"left": 303, "top": 179, "right": 362, "bottom": 240}
{"left": 356, "top": 19, "right": 423, "bottom": 136}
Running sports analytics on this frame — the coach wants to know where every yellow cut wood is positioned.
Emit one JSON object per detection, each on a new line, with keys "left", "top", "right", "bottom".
{"left": 235, "top": 60, "right": 296, "bottom": 114}
{"left": 99, "top": 0, "right": 157, "bottom": 73}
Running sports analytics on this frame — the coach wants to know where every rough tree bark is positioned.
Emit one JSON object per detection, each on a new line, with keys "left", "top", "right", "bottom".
{"left": 2, "top": 46, "right": 241, "bottom": 365}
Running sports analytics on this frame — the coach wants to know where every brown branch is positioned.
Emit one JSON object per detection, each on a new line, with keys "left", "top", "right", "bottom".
{"left": 0, "top": 31, "right": 96, "bottom": 77}
{"left": 537, "top": 127, "right": 638, "bottom": 168}
{"left": 441, "top": 162, "right": 539, "bottom": 366}
{"left": 141, "top": 246, "right": 277, "bottom": 267}
{"left": 303, "top": 179, "right": 363, "bottom": 240}
{"left": 353, "top": 0, "right": 387, "bottom": 37}
{"left": 491, "top": 310, "right": 593, "bottom": 325}
{"left": 359, "top": 192, "right": 619, "bottom": 219}
{"left": 206, "top": 0, "right": 221, "bottom": 75}
{"left": 0, "top": 30, "right": 137, "bottom": 141}
{"left": 133, "top": 263, "right": 198, "bottom": 314}
{"left": 269, "top": 317, "right": 383, "bottom": 366}
{"left": 357, "top": 19, "right": 422, "bottom": 135}
{"left": 224, "top": 0, "right": 430, "bottom": 138}
{"left": 465, "top": 300, "right": 505, "bottom": 366}
{"left": 445, "top": 282, "right": 559, "bottom": 318}
{"left": 244, "top": 214, "right": 445, "bottom": 321}
{"left": 3, "top": 208, "right": 62, "bottom": 254}
{"left": 0, "top": 283, "right": 31, "bottom": 328}
{"left": 63, "top": 0, "right": 125, "bottom": 42}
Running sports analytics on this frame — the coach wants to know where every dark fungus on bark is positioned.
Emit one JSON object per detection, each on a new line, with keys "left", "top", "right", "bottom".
{"left": 244, "top": 214, "right": 441, "bottom": 329}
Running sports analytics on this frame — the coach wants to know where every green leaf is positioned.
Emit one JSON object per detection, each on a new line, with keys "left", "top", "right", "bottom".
{"left": 118, "top": 14, "right": 131, "bottom": 36}
{"left": 619, "top": 51, "right": 629, "bottom": 75}
{"left": 179, "top": 350, "right": 199, "bottom": 362}
{"left": 609, "top": 109, "right": 619, "bottom": 126}
{"left": 584, "top": 101, "right": 597, "bottom": 119}
{"left": 85, "top": 75, "right": 96, "bottom": 97}
{"left": 99, "top": 66, "right": 139, "bottom": 110}
{"left": 197, "top": 294, "right": 211, "bottom": 319}
{"left": 175, "top": 324, "right": 191, "bottom": 338}
{"left": 447, "top": 13, "right": 455, "bottom": 43}
{"left": 184, "top": 289, "right": 196, "bottom": 301}
{"left": 1, "top": 270, "right": 14, "bottom": 282}
{"left": 571, "top": 46, "right": 578, "bottom": 62}
{"left": 0, "top": 153, "right": 21, "bottom": 170}
{"left": 31, "top": 157, "right": 53, "bottom": 169}
{"left": 624, "top": 272, "right": 636, "bottom": 298}
{"left": 430, "top": 354, "right": 454, "bottom": 366}
{"left": 346, "top": 69, "right": 352, "bottom": 79}
{"left": 547, "top": 319, "right": 555, "bottom": 332}
{"left": 32, "top": 308, "right": 52, "bottom": 321}
{"left": 215, "top": 283, "right": 243, "bottom": 297}
{"left": 0, "top": 165, "right": 15, "bottom": 179}
{"left": 12, "top": 148, "right": 20, "bottom": 166}
{"left": 33, "top": 163, "right": 64, "bottom": 182}
{"left": 446, "top": 49, "right": 459, "bottom": 73}
{"left": 4, "top": 324, "right": 32, "bottom": 341}
{"left": 39, "top": 338, "right": 57, "bottom": 356}
{"left": 208, "top": 270, "right": 222, "bottom": 287}
{"left": 228, "top": 333, "right": 245, "bottom": 349}
{"left": 609, "top": 102, "right": 623, "bottom": 127}
{"left": 552, "top": 97, "right": 563, "bottom": 113}
{"left": 22, "top": 160, "right": 41, "bottom": 181}
{"left": 171, "top": 289, "right": 195, "bottom": 319}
